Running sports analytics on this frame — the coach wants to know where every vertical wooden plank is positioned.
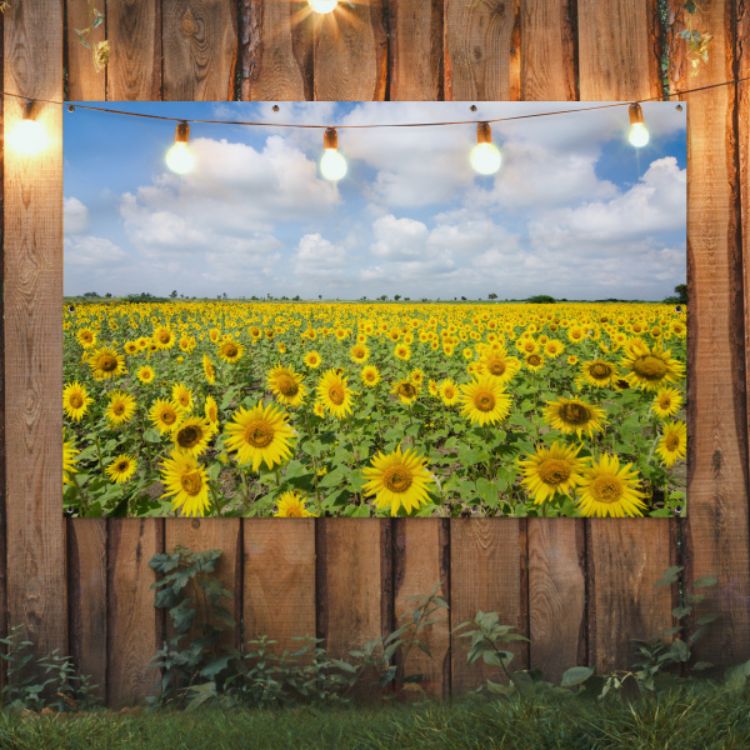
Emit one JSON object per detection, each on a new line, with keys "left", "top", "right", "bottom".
{"left": 444, "top": 0, "right": 521, "bottom": 101}
{"left": 106, "top": 0, "right": 161, "bottom": 99}
{"left": 520, "top": 0, "right": 577, "bottom": 100}
{"left": 389, "top": 0, "right": 443, "bottom": 100}
{"left": 3, "top": 0, "right": 66, "bottom": 656}
{"left": 162, "top": 0, "right": 237, "bottom": 100}
{"left": 393, "top": 519, "right": 450, "bottom": 698}
{"left": 313, "top": 0, "right": 387, "bottom": 101}
{"left": 528, "top": 519, "right": 586, "bottom": 681}
{"left": 66, "top": 0, "right": 106, "bottom": 100}
{"left": 68, "top": 519, "right": 107, "bottom": 700}
{"left": 165, "top": 519, "right": 241, "bottom": 648}
{"left": 318, "top": 519, "right": 390, "bottom": 657}
{"left": 243, "top": 519, "right": 316, "bottom": 648}
{"left": 108, "top": 519, "right": 162, "bottom": 707}
{"left": 239, "top": 0, "right": 313, "bottom": 100}
{"left": 672, "top": 0, "right": 750, "bottom": 664}
{"left": 450, "top": 520, "right": 527, "bottom": 693}
{"left": 577, "top": 0, "right": 660, "bottom": 100}
{"left": 577, "top": 0, "right": 675, "bottom": 672}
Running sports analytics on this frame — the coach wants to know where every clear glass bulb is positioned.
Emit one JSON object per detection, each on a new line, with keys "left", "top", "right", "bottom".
{"left": 7, "top": 118, "right": 48, "bottom": 156}
{"left": 308, "top": 0, "right": 338, "bottom": 13}
{"left": 165, "top": 141, "right": 196, "bottom": 174}
{"left": 470, "top": 141, "right": 502, "bottom": 175}
{"left": 628, "top": 122, "right": 650, "bottom": 148}
{"left": 320, "top": 148, "right": 347, "bottom": 181}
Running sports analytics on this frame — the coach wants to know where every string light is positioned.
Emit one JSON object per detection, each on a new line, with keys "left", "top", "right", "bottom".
{"left": 7, "top": 99, "right": 48, "bottom": 156}
{"left": 470, "top": 122, "right": 502, "bottom": 175}
{"left": 308, "top": 0, "right": 338, "bottom": 13}
{"left": 628, "top": 102, "right": 650, "bottom": 148}
{"left": 320, "top": 127, "right": 347, "bottom": 181}
{"left": 165, "top": 121, "right": 196, "bottom": 174}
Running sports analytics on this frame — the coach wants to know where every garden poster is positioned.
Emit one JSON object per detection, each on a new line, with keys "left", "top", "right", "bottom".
{"left": 62, "top": 101, "right": 687, "bottom": 519}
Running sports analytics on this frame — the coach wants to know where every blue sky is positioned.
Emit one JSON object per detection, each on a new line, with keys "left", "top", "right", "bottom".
{"left": 64, "top": 101, "right": 686, "bottom": 300}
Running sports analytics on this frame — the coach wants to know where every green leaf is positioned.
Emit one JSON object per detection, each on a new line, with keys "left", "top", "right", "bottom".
{"left": 560, "top": 666, "right": 594, "bottom": 688}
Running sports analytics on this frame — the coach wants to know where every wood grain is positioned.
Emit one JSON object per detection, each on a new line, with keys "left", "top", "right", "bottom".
{"left": 68, "top": 519, "right": 107, "bottom": 700}
{"left": 240, "top": 0, "right": 313, "bottom": 100}
{"left": 318, "top": 519, "right": 390, "bottom": 656}
{"left": 107, "top": 0, "right": 161, "bottom": 99}
{"left": 670, "top": 0, "right": 750, "bottom": 664}
{"left": 162, "top": 0, "right": 237, "bottom": 100}
{"left": 389, "top": 0, "right": 443, "bottom": 100}
{"left": 528, "top": 519, "right": 586, "bottom": 680}
{"left": 164, "top": 518, "right": 241, "bottom": 648}
{"left": 107, "top": 520, "right": 162, "bottom": 707}
{"left": 444, "top": 0, "right": 521, "bottom": 101}
{"left": 520, "top": 0, "right": 576, "bottom": 100}
{"left": 313, "top": 0, "right": 387, "bottom": 101}
{"left": 65, "top": 0, "right": 106, "bottom": 100}
{"left": 243, "top": 519, "right": 316, "bottom": 648}
{"left": 393, "top": 519, "right": 450, "bottom": 698}
{"left": 3, "top": 0, "right": 66, "bottom": 656}
{"left": 450, "top": 520, "right": 527, "bottom": 693}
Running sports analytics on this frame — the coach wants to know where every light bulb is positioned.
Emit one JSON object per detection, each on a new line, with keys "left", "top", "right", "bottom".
{"left": 7, "top": 101, "right": 48, "bottom": 156}
{"left": 308, "top": 0, "right": 338, "bottom": 13}
{"left": 165, "top": 121, "right": 196, "bottom": 174}
{"left": 470, "top": 122, "right": 502, "bottom": 175}
{"left": 627, "top": 102, "right": 649, "bottom": 148}
{"left": 320, "top": 128, "right": 347, "bottom": 181}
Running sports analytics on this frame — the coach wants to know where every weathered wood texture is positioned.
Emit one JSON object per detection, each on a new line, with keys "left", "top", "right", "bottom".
{"left": 3, "top": 0, "right": 747, "bottom": 706}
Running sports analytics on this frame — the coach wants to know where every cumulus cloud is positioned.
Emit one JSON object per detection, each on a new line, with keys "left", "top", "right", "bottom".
{"left": 64, "top": 196, "right": 89, "bottom": 234}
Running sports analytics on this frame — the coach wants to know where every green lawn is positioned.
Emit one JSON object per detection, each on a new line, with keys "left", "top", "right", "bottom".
{"left": 2, "top": 683, "right": 750, "bottom": 750}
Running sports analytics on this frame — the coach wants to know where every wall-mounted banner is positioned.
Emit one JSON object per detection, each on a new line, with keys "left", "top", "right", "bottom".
{"left": 62, "top": 101, "right": 687, "bottom": 519}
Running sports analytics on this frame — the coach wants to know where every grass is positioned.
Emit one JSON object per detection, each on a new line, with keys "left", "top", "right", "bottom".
{"left": 1, "top": 682, "right": 750, "bottom": 750}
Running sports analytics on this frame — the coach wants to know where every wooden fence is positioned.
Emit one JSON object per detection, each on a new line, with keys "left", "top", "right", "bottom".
{"left": 1, "top": 0, "right": 748, "bottom": 706}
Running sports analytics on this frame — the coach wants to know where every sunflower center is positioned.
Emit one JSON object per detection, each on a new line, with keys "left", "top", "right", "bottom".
{"left": 113, "top": 402, "right": 125, "bottom": 415}
{"left": 659, "top": 395, "right": 672, "bottom": 409}
{"left": 665, "top": 434, "right": 680, "bottom": 451}
{"left": 100, "top": 355, "right": 118, "bottom": 372}
{"left": 244, "top": 420, "right": 274, "bottom": 448}
{"left": 383, "top": 465, "right": 413, "bottom": 493}
{"left": 399, "top": 383, "right": 416, "bottom": 398}
{"left": 444, "top": 387, "right": 455, "bottom": 398}
{"left": 277, "top": 375, "right": 299, "bottom": 397}
{"left": 632, "top": 355, "right": 667, "bottom": 380}
{"left": 69, "top": 394, "right": 84, "bottom": 408}
{"left": 474, "top": 389, "right": 496, "bottom": 412}
{"left": 591, "top": 475, "right": 623, "bottom": 503}
{"left": 177, "top": 425, "right": 202, "bottom": 448}
{"left": 527, "top": 354, "right": 542, "bottom": 366}
{"left": 162, "top": 411, "right": 177, "bottom": 425}
{"left": 590, "top": 363, "right": 611, "bottom": 379}
{"left": 224, "top": 344, "right": 238, "bottom": 357}
{"left": 538, "top": 458, "right": 571, "bottom": 486}
{"left": 117, "top": 460, "right": 129, "bottom": 472}
{"left": 158, "top": 332, "right": 170, "bottom": 343}
{"left": 328, "top": 385, "right": 345, "bottom": 406}
{"left": 559, "top": 402, "right": 590, "bottom": 425}
{"left": 180, "top": 470, "right": 203, "bottom": 496}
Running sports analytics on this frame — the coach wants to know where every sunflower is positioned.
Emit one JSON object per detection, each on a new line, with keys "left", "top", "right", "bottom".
{"left": 392, "top": 378, "right": 419, "bottom": 405}
{"left": 89, "top": 347, "right": 126, "bottom": 380}
{"left": 218, "top": 338, "right": 244, "bottom": 364}
{"left": 106, "top": 391, "right": 137, "bottom": 426}
{"left": 267, "top": 365, "right": 306, "bottom": 408}
{"left": 153, "top": 326, "right": 175, "bottom": 350}
{"left": 478, "top": 349, "right": 519, "bottom": 385}
{"left": 224, "top": 401, "right": 295, "bottom": 471}
{"left": 204, "top": 395, "right": 219, "bottom": 431}
{"left": 519, "top": 442, "right": 586, "bottom": 505}
{"left": 361, "top": 365, "right": 381, "bottom": 387}
{"left": 576, "top": 454, "right": 646, "bottom": 518}
{"left": 652, "top": 387, "right": 683, "bottom": 419}
{"left": 362, "top": 447, "right": 435, "bottom": 516}
{"left": 202, "top": 354, "right": 216, "bottom": 385}
{"left": 459, "top": 377, "right": 511, "bottom": 426}
{"left": 524, "top": 353, "right": 545, "bottom": 372}
{"left": 63, "top": 439, "right": 79, "bottom": 485}
{"left": 621, "top": 342, "right": 684, "bottom": 391}
{"left": 137, "top": 365, "right": 156, "bottom": 384}
{"left": 160, "top": 451, "right": 210, "bottom": 517}
{"left": 149, "top": 399, "right": 180, "bottom": 434}
{"left": 303, "top": 350, "right": 322, "bottom": 369}
{"left": 393, "top": 343, "right": 411, "bottom": 361}
{"left": 438, "top": 378, "right": 460, "bottom": 406}
{"left": 579, "top": 359, "right": 618, "bottom": 388}
{"left": 172, "top": 382, "right": 194, "bottom": 413}
{"left": 656, "top": 421, "right": 687, "bottom": 467}
{"left": 76, "top": 328, "right": 97, "bottom": 349}
{"left": 63, "top": 382, "right": 92, "bottom": 422}
{"left": 316, "top": 369, "right": 355, "bottom": 419}
{"left": 544, "top": 397, "right": 606, "bottom": 438}
{"left": 350, "top": 343, "right": 370, "bottom": 364}
{"left": 106, "top": 454, "right": 137, "bottom": 484}
{"left": 172, "top": 417, "right": 212, "bottom": 456}
{"left": 274, "top": 491, "right": 316, "bottom": 518}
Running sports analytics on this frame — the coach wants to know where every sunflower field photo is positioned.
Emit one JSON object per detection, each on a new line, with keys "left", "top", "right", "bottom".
{"left": 63, "top": 102, "right": 687, "bottom": 519}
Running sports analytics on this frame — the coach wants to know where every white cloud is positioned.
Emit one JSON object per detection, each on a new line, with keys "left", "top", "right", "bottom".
{"left": 294, "top": 233, "right": 347, "bottom": 279}
{"left": 64, "top": 196, "right": 89, "bottom": 234}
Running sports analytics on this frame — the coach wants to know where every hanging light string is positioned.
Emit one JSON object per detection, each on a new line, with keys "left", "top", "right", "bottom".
{"left": 2, "top": 73, "right": 749, "bottom": 132}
